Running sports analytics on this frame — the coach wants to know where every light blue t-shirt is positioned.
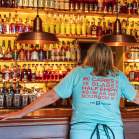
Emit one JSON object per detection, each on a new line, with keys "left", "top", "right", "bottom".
{"left": 54, "top": 66, "right": 136, "bottom": 128}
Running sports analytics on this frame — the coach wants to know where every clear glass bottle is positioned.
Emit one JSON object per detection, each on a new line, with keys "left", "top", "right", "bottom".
{"left": 5, "top": 40, "right": 12, "bottom": 60}
{"left": 6, "top": 81, "right": 14, "bottom": 108}
{"left": 13, "top": 81, "right": 21, "bottom": 108}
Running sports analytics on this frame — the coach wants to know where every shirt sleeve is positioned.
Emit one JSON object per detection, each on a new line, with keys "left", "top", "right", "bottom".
{"left": 54, "top": 67, "right": 78, "bottom": 99}
{"left": 120, "top": 73, "right": 137, "bottom": 101}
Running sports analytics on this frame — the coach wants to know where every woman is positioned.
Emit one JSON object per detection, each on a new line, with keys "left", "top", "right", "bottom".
{"left": 1, "top": 43, "right": 139, "bottom": 139}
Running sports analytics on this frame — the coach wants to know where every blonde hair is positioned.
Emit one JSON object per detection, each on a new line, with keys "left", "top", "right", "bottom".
{"left": 83, "top": 43, "right": 118, "bottom": 76}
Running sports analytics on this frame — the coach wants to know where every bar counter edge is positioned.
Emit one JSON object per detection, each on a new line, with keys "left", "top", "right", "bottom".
{"left": 0, "top": 108, "right": 138, "bottom": 139}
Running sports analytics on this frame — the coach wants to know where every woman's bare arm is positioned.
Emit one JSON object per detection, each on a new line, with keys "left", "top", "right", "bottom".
{"left": 0, "top": 89, "right": 60, "bottom": 120}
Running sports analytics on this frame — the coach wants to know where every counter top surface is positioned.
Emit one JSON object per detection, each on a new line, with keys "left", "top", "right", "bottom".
{"left": 0, "top": 108, "right": 139, "bottom": 124}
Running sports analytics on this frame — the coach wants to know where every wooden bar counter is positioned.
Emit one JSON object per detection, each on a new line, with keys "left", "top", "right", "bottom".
{"left": 0, "top": 108, "right": 139, "bottom": 139}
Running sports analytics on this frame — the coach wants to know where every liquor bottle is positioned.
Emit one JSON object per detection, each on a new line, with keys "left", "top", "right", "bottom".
{"left": 22, "top": 0, "right": 29, "bottom": 7}
{"left": 0, "top": 88, "right": 4, "bottom": 108}
{"left": 102, "top": 18, "right": 107, "bottom": 35}
{"left": 15, "top": 64, "right": 21, "bottom": 81}
{"left": 24, "top": 18, "right": 31, "bottom": 32}
{"left": 12, "top": 42, "right": 18, "bottom": 60}
{"left": 2, "top": 65, "right": 11, "bottom": 81}
{"left": 98, "top": 0, "right": 103, "bottom": 12}
{"left": 31, "top": 44, "right": 39, "bottom": 61}
{"left": 96, "top": 18, "right": 102, "bottom": 37}
{"left": 0, "top": 14, "right": 2, "bottom": 33}
{"left": 9, "top": 15, "right": 16, "bottom": 34}
{"left": 17, "top": 0, "right": 23, "bottom": 7}
{"left": 61, "top": 41, "right": 66, "bottom": 61}
{"left": 39, "top": 64, "right": 44, "bottom": 80}
{"left": 87, "top": 21, "right": 92, "bottom": 36}
{"left": 55, "top": 43, "right": 60, "bottom": 61}
{"left": 5, "top": 81, "right": 14, "bottom": 108}
{"left": 121, "top": 19, "right": 127, "bottom": 34}
{"left": 0, "top": 65, "right": 2, "bottom": 82}
{"left": 35, "top": 64, "right": 40, "bottom": 80}
{"left": 2, "top": 0, "right": 10, "bottom": 7}
{"left": 65, "top": 18, "right": 70, "bottom": 35}
{"left": 70, "top": 41, "right": 76, "bottom": 62}
{"left": 60, "top": 16, "right": 66, "bottom": 35}
{"left": 54, "top": 15, "right": 60, "bottom": 34}
{"left": 50, "top": 0, "right": 55, "bottom": 9}
{"left": 25, "top": 44, "right": 31, "bottom": 61}
{"left": 59, "top": 0, "right": 65, "bottom": 10}
{"left": 46, "top": 64, "right": 51, "bottom": 81}
{"left": 130, "top": 21, "right": 135, "bottom": 36}
{"left": 27, "top": 64, "right": 32, "bottom": 81}
{"left": 5, "top": 16, "right": 10, "bottom": 34}
{"left": 127, "top": 0, "right": 133, "bottom": 14}
{"left": 1, "top": 81, "right": 8, "bottom": 108}
{"left": 2, "top": 16, "right": 7, "bottom": 34}
{"left": 28, "top": 88, "right": 37, "bottom": 104}
{"left": 120, "top": 1, "right": 128, "bottom": 13}
{"left": 31, "top": 64, "right": 36, "bottom": 81}
{"left": 129, "top": 65, "right": 135, "bottom": 81}
{"left": 11, "top": 0, "right": 16, "bottom": 7}
{"left": 53, "top": 64, "right": 59, "bottom": 81}
{"left": 18, "top": 44, "right": 25, "bottom": 60}
{"left": 106, "top": 20, "right": 112, "bottom": 34}
{"left": 49, "top": 17, "right": 55, "bottom": 34}
{"left": 16, "top": 18, "right": 24, "bottom": 33}
{"left": 10, "top": 63, "right": 17, "bottom": 81}
{"left": 54, "top": 0, "right": 59, "bottom": 9}
{"left": 47, "top": 44, "right": 52, "bottom": 61}
{"left": 28, "top": 0, "right": 34, "bottom": 8}
{"left": 76, "top": 16, "right": 82, "bottom": 35}
{"left": 70, "top": 17, "right": 76, "bottom": 36}
{"left": 64, "top": 0, "right": 70, "bottom": 10}
{"left": 21, "top": 88, "right": 29, "bottom": 107}
{"left": 90, "top": 19, "right": 97, "bottom": 36}
{"left": 1, "top": 40, "right": 6, "bottom": 58}
{"left": 39, "top": 45, "right": 45, "bottom": 61}
{"left": 5, "top": 40, "right": 12, "bottom": 60}
{"left": 43, "top": 64, "right": 47, "bottom": 80}
{"left": 65, "top": 41, "right": 71, "bottom": 61}
{"left": 81, "top": 16, "right": 87, "bottom": 36}
{"left": 75, "top": 40, "right": 81, "bottom": 63}
{"left": 21, "top": 64, "right": 28, "bottom": 81}
{"left": 13, "top": 81, "right": 21, "bottom": 108}
{"left": 0, "top": 45, "right": 4, "bottom": 59}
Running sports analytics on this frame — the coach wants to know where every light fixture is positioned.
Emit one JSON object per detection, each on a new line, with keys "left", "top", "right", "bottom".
{"left": 99, "top": 0, "right": 137, "bottom": 46}
{"left": 16, "top": 0, "right": 58, "bottom": 44}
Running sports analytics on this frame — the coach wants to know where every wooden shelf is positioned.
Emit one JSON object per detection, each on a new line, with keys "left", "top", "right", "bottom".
{"left": 0, "top": 7, "right": 139, "bottom": 19}
{"left": 0, "top": 60, "right": 77, "bottom": 65}
{"left": 131, "top": 81, "right": 139, "bottom": 85}
{"left": 0, "top": 34, "right": 17, "bottom": 37}
{"left": 124, "top": 59, "right": 139, "bottom": 63}
{"left": 0, "top": 80, "right": 59, "bottom": 84}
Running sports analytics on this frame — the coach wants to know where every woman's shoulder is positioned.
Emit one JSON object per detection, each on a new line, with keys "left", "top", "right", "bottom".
{"left": 115, "top": 70, "right": 128, "bottom": 81}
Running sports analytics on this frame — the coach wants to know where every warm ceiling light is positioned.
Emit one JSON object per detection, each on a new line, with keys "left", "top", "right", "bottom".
{"left": 99, "top": 0, "right": 137, "bottom": 46}
{"left": 16, "top": 1, "right": 58, "bottom": 44}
